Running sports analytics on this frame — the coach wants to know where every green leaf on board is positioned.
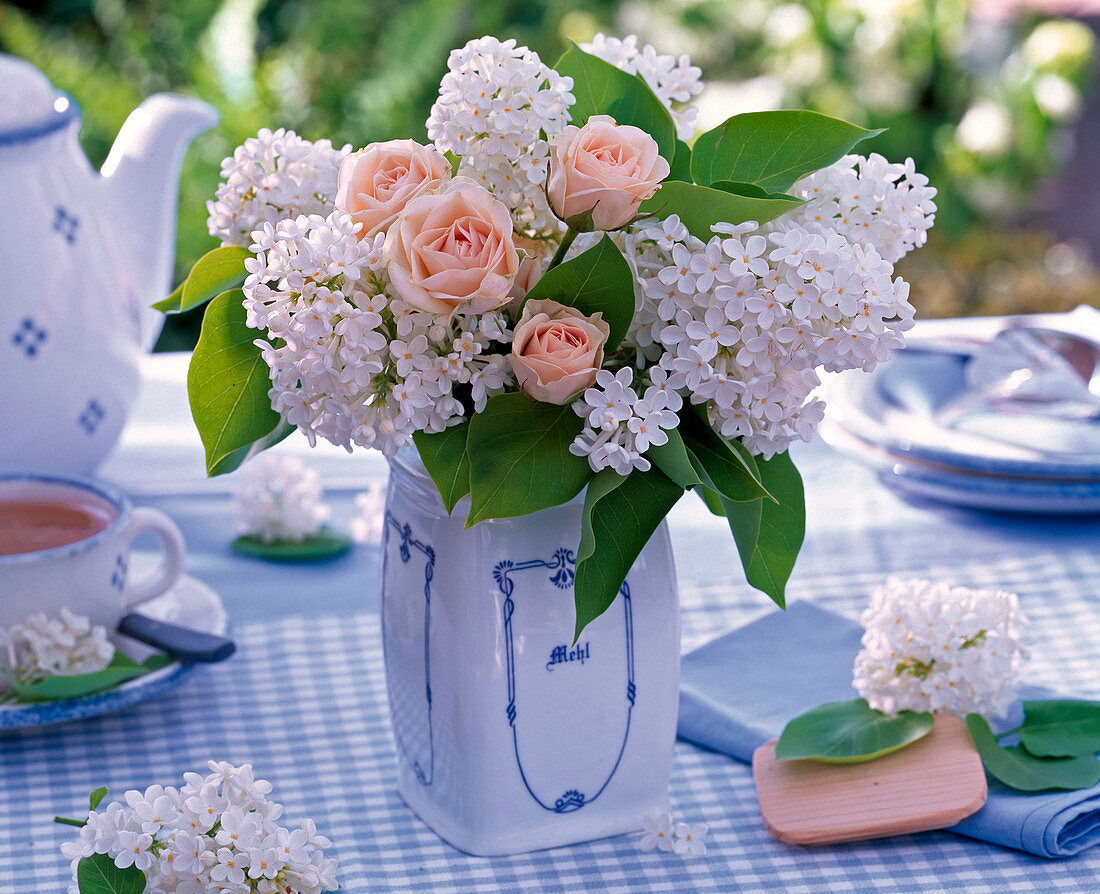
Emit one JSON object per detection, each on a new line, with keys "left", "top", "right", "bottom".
{"left": 775, "top": 699, "right": 935, "bottom": 763}
{"left": 666, "top": 138, "right": 693, "bottom": 183}
{"left": 724, "top": 451, "right": 805, "bottom": 610}
{"left": 89, "top": 787, "right": 109, "bottom": 811}
{"left": 178, "top": 245, "right": 252, "bottom": 313}
{"left": 690, "top": 110, "right": 884, "bottom": 193}
{"left": 231, "top": 526, "right": 353, "bottom": 563}
{"left": 413, "top": 421, "right": 472, "bottom": 516}
{"left": 573, "top": 466, "right": 683, "bottom": 641}
{"left": 1016, "top": 700, "right": 1100, "bottom": 758}
{"left": 187, "top": 290, "right": 290, "bottom": 477}
{"left": 645, "top": 428, "right": 702, "bottom": 491}
{"left": 7, "top": 652, "right": 170, "bottom": 703}
{"left": 76, "top": 851, "right": 147, "bottom": 894}
{"left": 151, "top": 280, "right": 185, "bottom": 314}
{"left": 577, "top": 468, "right": 629, "bottom": 564}
{"left": 554, "top": 42, "right": 677, "bottom": 161}
{"left": 466, "top": 393, "right": 590, "bottom": 527}
{"left": 639, "top": 180, "right": 802, "bottom": 242}
{"left": 521, "top": 235, "right": 636, "bottom": 352}
{"left": 966, "top": 714, "right": 1100, "bottom": 792}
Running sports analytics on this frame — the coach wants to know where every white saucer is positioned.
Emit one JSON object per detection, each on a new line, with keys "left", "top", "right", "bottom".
{"left": 0, "top": 573, "right": 229, "bottom": 731}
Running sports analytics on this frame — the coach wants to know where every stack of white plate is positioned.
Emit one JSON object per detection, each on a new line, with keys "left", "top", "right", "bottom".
{"left": 819, "top": 339, "right": 1100, "bottom": 514}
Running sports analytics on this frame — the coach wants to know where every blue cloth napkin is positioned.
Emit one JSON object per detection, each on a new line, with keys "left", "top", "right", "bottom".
{"left": 677, "top": 601, "right": 1100, "bottom": 858}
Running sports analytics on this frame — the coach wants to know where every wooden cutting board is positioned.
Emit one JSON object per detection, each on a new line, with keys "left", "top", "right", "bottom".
{"left": 753, "top": 714, "right": 988, "bottom": 846}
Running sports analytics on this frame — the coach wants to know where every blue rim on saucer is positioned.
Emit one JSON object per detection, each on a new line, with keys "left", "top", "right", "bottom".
{"left": 0, "top": 662, "right": 197, "bottom": 730}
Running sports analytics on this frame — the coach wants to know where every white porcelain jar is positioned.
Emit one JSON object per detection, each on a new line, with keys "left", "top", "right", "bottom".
{"left": 380, "top": 448, "right": 681, "bottom": 855}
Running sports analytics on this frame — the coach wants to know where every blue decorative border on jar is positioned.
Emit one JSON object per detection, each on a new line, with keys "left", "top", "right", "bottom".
{"left": 494, "top": 549, "right": 636, "bottom": 814}
{"left": 380, "top": 512, "right": 435, "bottom": 786}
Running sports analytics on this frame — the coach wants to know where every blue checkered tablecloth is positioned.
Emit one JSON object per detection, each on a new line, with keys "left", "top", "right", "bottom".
{"left": 4, "top": 550, "right": 1100, "bottom": 893}
{"left": 4, "top": 350, "right": 1100, "bottom": 892}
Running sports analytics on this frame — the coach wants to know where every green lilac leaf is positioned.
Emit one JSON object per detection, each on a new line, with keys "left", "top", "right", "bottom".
{"left": 678, "top": 412, "right": 767, "bottom": 503}
{"left": 709, "top": 180, "right": 804, "bottom": 201}
{"left": 640, "top": 180, "right": 802, "bottom": 242}
{"left": 775, "top": 699, "right": 934, "bottom": 763}
{"left": 666, "top": 138, "right": 693, "bottom": 183}
{"left": 151, "top": 280, "right": 184, "bottom": 314}
{"left": 187, "top": 290, "right": 289, "bottom": 477}
{"left": 695, "top": 485, "right": 726, "bottom": 517}
{"left": 573, "top": 466, "right": 683, "bottom": 641}
{"left": 690, "top": 110, "right": 884, "bottom": 193}
{"left": 554, "top": 42, "right": 677, "bottom": 161}
{"left": 521, "top": 235, "right": 635, "bottom": 352}
{"left": 1017, "top": 700, "right": 1100, "bottom": 758}
{"left": 76, "top": 852, "right": 147, "bottom": 894}
{"left": 966, "top": 714, "right": 1100, "bottom": 792}
{"left": 89, "top": 787, "right": 109, "bottom": 811}
{"left": 179, "top": 245, "right": 251, "bottom": 313}
{"left": 725, "top": 451, "right": 805, "bottom": 609}
{"left": 646, "top": 428, "right": 703, "bottom": 490}
{"left": 413, "top": 421, "right": 472, "bottom": 515}
{"left": 466, "top": 393, "right": 590, "bottom": 527}
{"left": 230, "top": 526, "right": 353, "bottom": 563}
{"left": 577, "top": 468, "right": 628, "bottom": 564}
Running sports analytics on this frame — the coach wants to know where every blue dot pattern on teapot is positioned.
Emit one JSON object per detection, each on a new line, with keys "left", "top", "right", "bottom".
{"left": 11, "top": 318, "right": 47, "bottom": 357}
{"left": 78, "top": 399, "right": 106, "bottom": 435}
{"left": 52, "top": 206, "right": 79, "bottom": 244}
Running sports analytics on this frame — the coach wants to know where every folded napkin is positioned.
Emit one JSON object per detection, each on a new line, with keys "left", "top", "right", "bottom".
{"left": 678, "top": 601, "right": 1100, "bottom": 858}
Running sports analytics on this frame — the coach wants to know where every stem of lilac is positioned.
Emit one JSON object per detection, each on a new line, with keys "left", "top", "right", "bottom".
{"left": 547, "top": 228, "right": 578, "bottom": 272}
{"left": 53, "top": 816, "right": 88, "bottom": 828}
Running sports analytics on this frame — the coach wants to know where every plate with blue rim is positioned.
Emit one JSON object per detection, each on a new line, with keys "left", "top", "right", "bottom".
{"left": 0, "top": 573, "right": 228, "bottom": 731}
{"left": 821, "top": 345, "right": 1100, "bottom": 483}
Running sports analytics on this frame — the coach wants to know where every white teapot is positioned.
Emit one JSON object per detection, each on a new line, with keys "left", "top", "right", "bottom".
{"left": 0, "top": 54, "right": 218, "bottom": 475}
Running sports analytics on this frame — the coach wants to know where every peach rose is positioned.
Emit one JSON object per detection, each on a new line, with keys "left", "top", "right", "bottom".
{"left": 547, "top": 115, "right": 670, "bottom": 231}
{"left": 335, "top": 139, "right": 451, "bottom": 240}
{"left": 384, "top": 180, "right": 520, "bottom": 317}
{"left": 509, "top": 299, "right": 610, "bottom": 404}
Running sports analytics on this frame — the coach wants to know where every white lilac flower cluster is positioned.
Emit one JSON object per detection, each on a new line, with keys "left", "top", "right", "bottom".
{"left": 637, "top": 812, "right": 708, "bottom": 855}
{"left": 243, "top": 212, "right": 512, "bottom": 455}
{"left": 570, "top": 367, "right": 682, "bottom": 475}
{"left": 2, "top": 608, "right": 114, "bottom": 684}
{"left": 61, "top": 762, "right": 338, "bottom": 894}
{"left": 427, "top": 36, "right": 575, "bottom": 237}
{"left": 581, "top": 33, "right": 705, "bottom": 142}
{"left": 207, "top": 128, "right": 350, "bottom": 247}
{"left": 577, "top": 151, "right": 934, "bottom": 462}
{"left": 853, "top": 577, "right": 1029, "bottom": 719}
{"left": 232, "top": 454, "right": 329, "bottom": 543}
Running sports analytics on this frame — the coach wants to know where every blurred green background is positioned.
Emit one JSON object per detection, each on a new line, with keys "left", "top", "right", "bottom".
{"left": 3, "top": 0, "right": 1098, "bottom": 350}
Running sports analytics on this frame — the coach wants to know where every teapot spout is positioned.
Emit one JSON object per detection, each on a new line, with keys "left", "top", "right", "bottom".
{"left": 101, "top": 94, "right": 219, "bottom": 349}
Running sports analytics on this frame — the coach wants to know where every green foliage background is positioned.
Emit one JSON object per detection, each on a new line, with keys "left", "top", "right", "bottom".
{"left": 3, "top": 0, "right": 1097, "bottom": 347}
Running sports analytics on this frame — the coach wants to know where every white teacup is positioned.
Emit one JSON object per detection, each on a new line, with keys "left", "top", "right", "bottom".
{"left": 0, "top": 474, "right": 185, "bottom": 639}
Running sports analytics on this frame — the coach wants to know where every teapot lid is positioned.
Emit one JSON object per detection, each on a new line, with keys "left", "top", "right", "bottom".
{"left": 0, "top": 54, "right": 79, "bottom": 143}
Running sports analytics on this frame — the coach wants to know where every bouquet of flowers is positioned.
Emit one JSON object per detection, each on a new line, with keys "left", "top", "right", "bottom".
{"left": 172, "top": 35, "right": 935, "bottom": 637}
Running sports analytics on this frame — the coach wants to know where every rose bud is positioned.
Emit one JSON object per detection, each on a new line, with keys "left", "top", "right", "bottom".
{"left": 384, "top": 180, "right": 520, "bottom": 317}
{"left": 509, "top": 299, "right": 610, "bottom": 404}
{"left": 547, "top": 115, "right": 670, "bottom": 232}
{"left": 336, "top": 139, "right": 451, "bottom": 240}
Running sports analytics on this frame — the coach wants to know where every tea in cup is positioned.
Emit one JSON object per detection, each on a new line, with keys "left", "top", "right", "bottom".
{"left": 0, "top": 474, "right": 185, "bottom": 644}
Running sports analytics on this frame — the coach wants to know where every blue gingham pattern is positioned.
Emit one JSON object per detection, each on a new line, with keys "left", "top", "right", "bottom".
{"left": 4, "top": 550, "right": 1100, "bottom": 893}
